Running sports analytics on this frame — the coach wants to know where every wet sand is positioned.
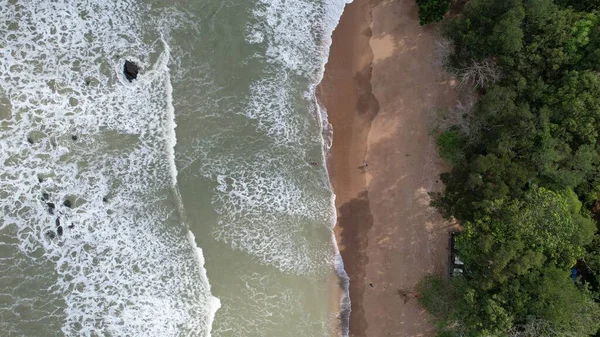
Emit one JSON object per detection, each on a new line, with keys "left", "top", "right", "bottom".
{"left": 320, "top": 0, "right": 458, "bottom": 336}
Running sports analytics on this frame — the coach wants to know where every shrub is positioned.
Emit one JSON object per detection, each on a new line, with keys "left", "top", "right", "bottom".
{"left": 436, "top": 129, "right": 465, "bottom": 165}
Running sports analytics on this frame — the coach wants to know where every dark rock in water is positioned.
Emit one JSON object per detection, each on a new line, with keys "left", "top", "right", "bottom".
{"left": 102, "top": 196, "right": 108, "bottom": 203}
{"left": 67, "top": 224, "right": 75, "bottom": 229}
{"left": 46, "top": 202, "right": 55, "bottom": 214}
{"left": 27, "top": 137, "right": 34, "bottom": 144}
{"left": 55, "top": 218, "right": 60, "bottom": 227}
{"left": 38, "top": 176, "right": 44, "bottom": 183}
{"left": 42, "top": 192, "right": 49, "bottom": 201}
{"left": 57, "top": 226, "right": 63, "bottom": 236}
{"left": 63, "top": 199, "right": 72, "bottom": 208}
{"left": 123, "top": 60, "right": 139, "bottom": 82}
{"left": 71, "top": 135, "right": 78, "bottom": 141}
{"left": 46, "top": 230, "right": 56, "bottom": 239}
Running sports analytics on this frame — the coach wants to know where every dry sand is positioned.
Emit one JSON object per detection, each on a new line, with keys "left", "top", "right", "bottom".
{"left": 319, "top": 0, "right": 458, "bottom": 336}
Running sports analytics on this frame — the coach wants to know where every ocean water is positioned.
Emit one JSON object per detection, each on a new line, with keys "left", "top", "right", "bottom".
{"left": 0, "top": 0, "right": 349, "bottom": 336}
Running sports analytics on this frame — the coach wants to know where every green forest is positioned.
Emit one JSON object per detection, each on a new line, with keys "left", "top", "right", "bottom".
{"left": 416, "top": 0, "right": 600, "bottom": 336}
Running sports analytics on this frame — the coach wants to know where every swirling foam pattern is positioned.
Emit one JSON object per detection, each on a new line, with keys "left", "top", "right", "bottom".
{"left": 0, "top": 1, "right": 219, "bottom": 336}
{"left": 182, "top": 0, "right": 350, "bottom": 276}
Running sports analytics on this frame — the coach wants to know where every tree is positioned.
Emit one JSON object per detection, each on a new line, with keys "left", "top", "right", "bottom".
{"left": 432, "top": 153, "right": 531, "bottom": 221}
{"left": 584, "top": 235, "right": 600, "bottom": 291}
{"left": 424, "top": 1, "right": 600, "bottom": 335}
{"left": 436, "top": 129, "right": 467, "bottom": 165}
{"left": 457, "top": 58, "right": 500, "bottom": 89}
{"left": 445, "top": 0, "right": 525, "bottom": 67}
{"left": 527, "top": 268, "right": 600, "bottom": 335}
{"left": 555, "top": 0, "right": 600, "bottom": 11}
{"left": 416, "top": 0, "right": 450, "bottom": 25}
{"left": 457, "top": 187, "right": 595, "bottom": 285}
{"left": 440, "top": 186, "right": 598, "bottom": 335}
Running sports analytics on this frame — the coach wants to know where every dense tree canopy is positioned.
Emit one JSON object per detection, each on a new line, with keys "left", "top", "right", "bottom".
{"left": 421, "top": 0, "right": 600, "bottom": 336}
{"left": 416, "top": 0, "right": 450, "bottom": 25}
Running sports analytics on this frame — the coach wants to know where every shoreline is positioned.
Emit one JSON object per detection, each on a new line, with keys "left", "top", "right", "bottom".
{"left": 320, "top": 0, "right": 459, "bottom": 336}
{"left": 318, "top": 0, "right": 379, "bottom": 335}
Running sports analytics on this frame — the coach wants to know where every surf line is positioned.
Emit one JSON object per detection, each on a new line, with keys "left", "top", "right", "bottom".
{"left": 152, "top": 36, "right": 222, "bottom": 335}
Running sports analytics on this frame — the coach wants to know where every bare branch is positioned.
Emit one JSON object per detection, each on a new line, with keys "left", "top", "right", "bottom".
{"left": 507, "top": 318, "right": 580, "bottom": 337}
{"left": 431, "top": 95, "right": 476, "bottom": 137}
{"left": 457, "top": 58, "right": 500, "bottom": 89}
{"left": 432, "top": 37, "right": 454, "bottom": 70}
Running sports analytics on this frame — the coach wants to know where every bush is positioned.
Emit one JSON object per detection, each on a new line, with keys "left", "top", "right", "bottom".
{"left": 416, "top": 0, "right": 450, "bottom": 25}
{"left": 417, "top": 274, "right": 455, "bottom": 319}
{"left": 436, "top": 129, "right": 465, "bottom": 165}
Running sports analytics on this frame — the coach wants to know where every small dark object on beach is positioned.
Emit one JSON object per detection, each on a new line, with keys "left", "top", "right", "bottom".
{"left": 57, "top": 226, "right": 63, "bottom": 236}
{"left": 68, "top": 224, "right": 75, "bottom": 229}
{"left": 42, "top": 192, "right": 49, "bottom": 201}
{"left": 359, "top": 163, "right": 369, "bottom": 169}
{"left": 123, "top": 60, "right": 139, "bottom": 82}
{"left": 27, "top": 137, "right": 34, "bottom": 144}
{"left": 71, "top": 135, "right": 78, "bottom": 141}
{"left": 369, "top": 283, "right": 374, "bottom": 287}
{"left": 63, "top": 199, "right": 72, "bottom": 208}
{"left": 46, "top": 230, "right": 56, "bottom": 239}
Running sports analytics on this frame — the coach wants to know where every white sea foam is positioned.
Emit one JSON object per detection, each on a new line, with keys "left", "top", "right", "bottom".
{"left": 246, "top": 0, "right": 353, "bottom": 335}
{"left": 183, "top": 0, "right": 352, "bottom": 284}
{"left": 207, "top": 152, "right": 336, "bottom": 275}
{"left": 313, "top": 1, "right": 354, "bottom": 335}
{"left": 212, "top": 270, "right": 333, "bottom": 336}
{"left": 160, "top": 37, "right": 180, "bottom": 187}
{"left": 187, "top": 230, "right": 222, "bottom": 336}
{"left": 0, "top": 1, "right": 218, "bottom": 335}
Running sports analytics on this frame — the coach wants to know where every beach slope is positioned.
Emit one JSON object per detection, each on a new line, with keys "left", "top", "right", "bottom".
{"left": 320, "top": 0, "right": 458, "bottom": 336}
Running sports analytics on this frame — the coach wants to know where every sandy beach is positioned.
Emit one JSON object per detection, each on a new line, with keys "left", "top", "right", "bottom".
{"left": 319, "top": 0, "right": 458, "bottom": 336}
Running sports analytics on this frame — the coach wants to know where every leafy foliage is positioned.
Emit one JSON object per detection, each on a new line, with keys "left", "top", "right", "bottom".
{"left": 416, "top": 0, "right": 450, "bottom": 25}
{"left": 424, "top": 0, "right": 600, "bottom": 335}
{"left": 555, "top": 0, "right": 600, "bottom": 11}
{"left": 436, "top": 129, "right": 466, "bottom": 165}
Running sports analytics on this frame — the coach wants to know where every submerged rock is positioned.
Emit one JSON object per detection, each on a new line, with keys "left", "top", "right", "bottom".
{"left": 123, "top": 60, "right": 139, "bottom": 82}
{"left": 57, "top": 226, "right": 63, "bottom": 236}
{"left": 67, "top": 224, "right": 74, "bottom": 229}
{"left": 55, "top": 218, "right": 60, "bottom": 227}
{"left": 71, "top": 135, "right": 78, "bottom": 141}
{"left": 63, "top": 199, "right": 72, "bottom": 208}
{"left": 102, "top": 196, "right": 108, "bottom": 203}
{"left": 27, "top": 137, "right": 34, "bottom": 144}
{"left": 46, "top": 230, "right": 56, "bottom": 239}
{"left": 42, "top": 192, "right": 49, "bottom": 201}
{"left": 46, "top": 202, "right": 55, "bottom": 214}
